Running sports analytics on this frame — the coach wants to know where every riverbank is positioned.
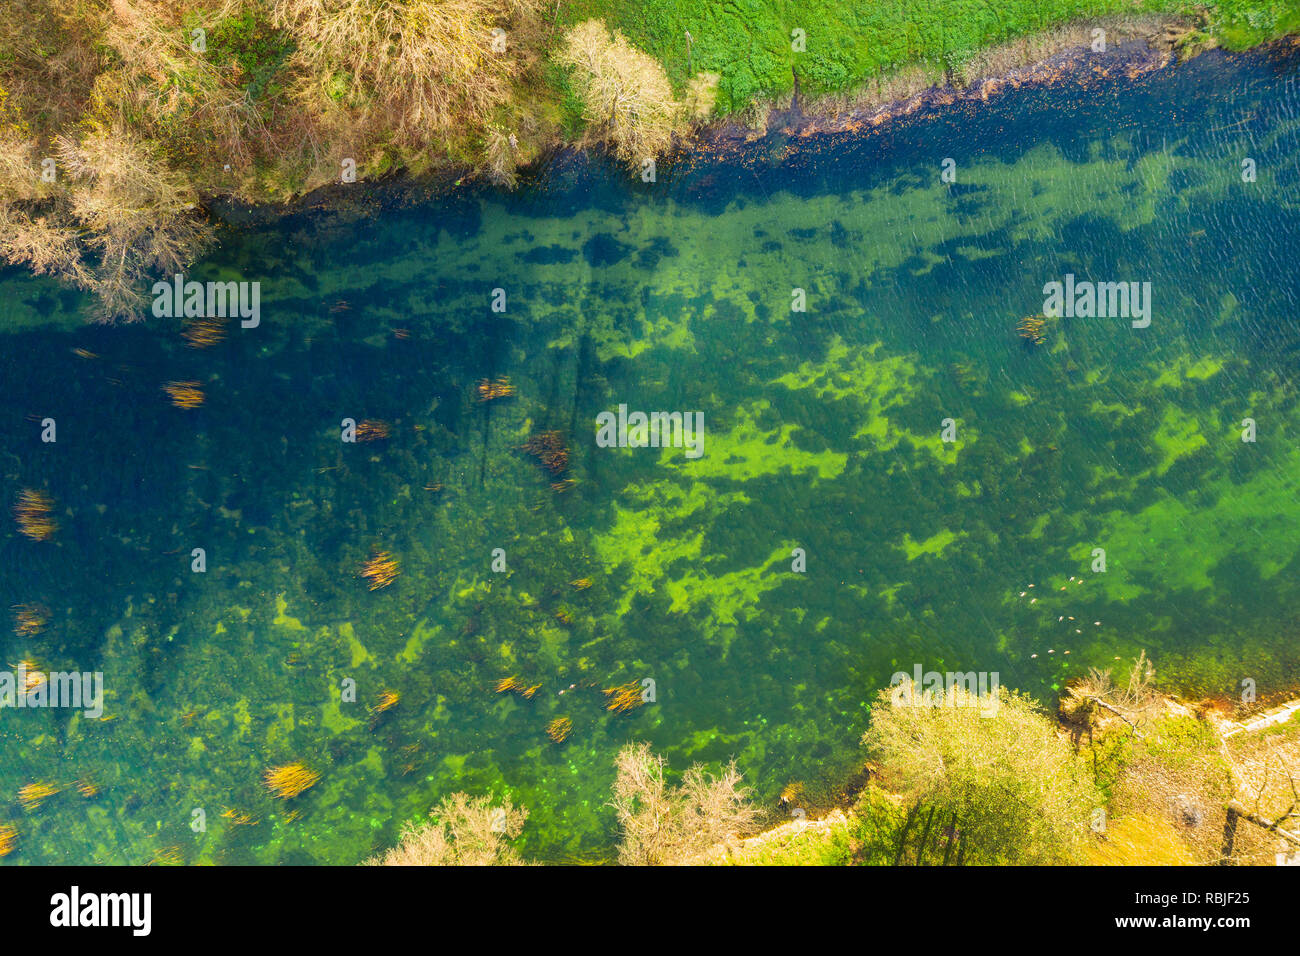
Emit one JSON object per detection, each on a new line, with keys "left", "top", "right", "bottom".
{"left": 700, "top": 685, "right": 1300, "bottom": 866}
{"left": 2, "top": 3, "right": 1298, "bottom": 319}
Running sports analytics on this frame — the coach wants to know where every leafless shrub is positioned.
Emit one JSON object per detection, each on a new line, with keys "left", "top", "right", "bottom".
{"left": 31, "top": 126, "right": 210, "bottom": 319}
{"left": 366, "top": 792, "right": 528, "bottom": 866}
{"left": 555, "top": 19, "right": 684, "bottom": 165}
{"left": 1062, "top": 650, "right": 1161, "bottom": 734}
{"left": 95, "top": 0, "right": 268, "bottom": 169}
{"left": 273, "top": 0, "right": 526, "bottom": 151}
{"left": 610, "top": 742, "right": 761, "bottom": 865}
{"left": 482, "top": 126, "right": 519, "bottom": 187}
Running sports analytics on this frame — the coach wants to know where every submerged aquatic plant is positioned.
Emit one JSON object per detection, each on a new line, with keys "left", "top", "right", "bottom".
{"left": 12, "top": 603, "right": 50, "bottom": 636}
{"left": 0, "top": 825, "right": 15, "bottom": 857}
{"left": 181, "top": 317, "right": 228, "bottom": 348}
{"left": 18, "top": 782, "right": 61, "bottom": 811}
{"left": 355, "top": 419, "right": 392, "bottom": 442}
{"left": 162, "top": 381, "right": 205, "bottom": 409}
{"left": 495, "top": 676, "right": 539, "bottom": 699}
{"left": 603, "top": 680, "right": 645, "bottom": 715}
{"left": 1017, "top": 314, "right": 1047, "bottom": 345}
{"left": 545, "top": 716, "right": 573, "bottom": 743}
{"left": 13, "top": 489, "right": 56, "bottom": 541}
{"left": 475, "top": 377, "right": 515, "bottom": 402}
{"left": 13, "top": 660, "right": 46, "bottom": 696}
{"left": 262, "top": 762, "right": 321, "bottom": 800}
{"left": 521, "top": 430, "right": 569, "bottom": 476}
{"left": 778, "top": 782, "right": 804, "bottom": 807}
{"left": 149, "top": 846, "right": 185, "bottom": 866}
{"left": 359, "top": 550, "right": 400, "bottom": 590}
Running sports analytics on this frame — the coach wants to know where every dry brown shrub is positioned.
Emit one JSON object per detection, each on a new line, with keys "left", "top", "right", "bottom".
{"left": 366, "top": 792, "right": 528, "bottom": 866}
{"left": 610, "top": 742, "right": 761, "bottom": 866}
{"left": 556, "top": 19, "right": 684, "bottom": 165}
{"left": 273, "top": 0, "right": 526, "bottom": 151}
{"left": 94, "top": 0, "right": 268, "bottom": 168}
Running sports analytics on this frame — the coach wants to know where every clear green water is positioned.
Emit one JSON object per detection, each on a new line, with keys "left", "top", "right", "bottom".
{"left": 2, "top": 46, "right": 1300, "bottom": 864}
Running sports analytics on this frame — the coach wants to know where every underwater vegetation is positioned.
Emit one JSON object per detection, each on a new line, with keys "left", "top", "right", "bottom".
{"left": 359, "top": 551, "right": 401, "bottom": 591}
{"left": 476, "top": 378, "right": 517, "bottom": 403}
{"left": 12, "top": 489, "right": 56, "bottom": 542}
{"left": 495, "top": 676, "right": 541, "bottom": 700}
{"left": 602, "top": 681, "right": 646, "bottom": 716}
{"left": 546, "top": 717, "right": 574, "bottom": 743}
{"left": 262, "top": 763, "right": 321, "bottom": 801}
{"left": 0, "top": 45, "right": 1299, "bottom": 865}
{"left": 18, "top": 782, "right": 61, "bottom": 811}
{"left": 182, "top": 318, "right": 229, "bottom": 349}
{"left": 162, "top": 381, "right": 205, "bottom": 409}
{"left": 1017, "top": 314, "right": 1048, "bottom": 346}
{"left": 11, "top": 604, "right": 49, "bottom": 637}
{"left": 355, "top": 420, "right": 392, "bottom": 442}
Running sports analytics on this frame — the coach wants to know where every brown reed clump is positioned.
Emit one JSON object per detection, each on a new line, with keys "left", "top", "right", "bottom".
{"left": 12, "top": 603, "right": 50, "bottom": 636}
{"left": 221, "top": 807, "right": 258, "bottom": 826}
{"left": 149, "top": 845, "right": 184, "bottom": 866}
{"left": 18, "top": 782, "right": 61, "bottom": 811}
{"left": 521, "top": 430, "right": 569, "bottom": 476}
{"left": 360, "top": 550, "right": 400, "bottom": 590}
{"left": 181, "top": 317, "right": 228, "bottom": 348}
{"left": 76, "top": 780, "right": 99, "bottom": 799}
{"left": 550, "top": 478, "right": 576, "bottom": 493}
{"left": 371, "top": 690, "right": 400, "bottom": 714}
{"left": 15, "top": 660, "right": 46, "bottom": 696}
{"left": 495, "top": 676, "right": 540, "bottom": 699}
{"left": 262, "top": 762, "right": 320, "bottom": 800}
{"left": 0, "top": 824, "right": 15, "bottom": 857}
{"left": 603, "top": 680, "right": 645, "bottom": 715}
{"left": 356, "top": 419, "right": 392, "bottom": 442}
{"left": 475, "top": 377, "right": 516, "bottom": 402}
{"left": 546, "top": 716, "right": 573, "bottom": 743}
{"left": 778, "top": 781, "right": 805, "bottom": 806}
{"left": 570, "top": 578, "right": 592, "bottom": 590}
{"left": 163, "top": 381, "right": 205, "bottom": 409}
{"left": 1017, "top": 315, "right": 1047, "bottom": 346}
{"left": 13, "top": 489, "right": 56, "bottom": 541}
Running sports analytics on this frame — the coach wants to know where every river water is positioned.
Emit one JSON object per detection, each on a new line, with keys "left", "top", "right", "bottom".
{"left": 2, "top": 44, "right": 1299, "bottom": 863}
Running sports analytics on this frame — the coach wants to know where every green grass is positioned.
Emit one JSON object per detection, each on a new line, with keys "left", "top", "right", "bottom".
{"left": 559, "top": 0, "right": 1296, "bottom": 113}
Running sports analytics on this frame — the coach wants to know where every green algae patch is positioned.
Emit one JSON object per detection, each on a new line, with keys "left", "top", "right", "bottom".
{"left": 1152, "top": 407, "right": 1208, "bottom": 477}
{"left": 663, "top": 399, "right": 847, "bottom": 481}
{"left": 898, "top": 529, "right": 960, "bottom": 561}
{"left": 1153, "top": 355, "right": 1225, "bottom": 389}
